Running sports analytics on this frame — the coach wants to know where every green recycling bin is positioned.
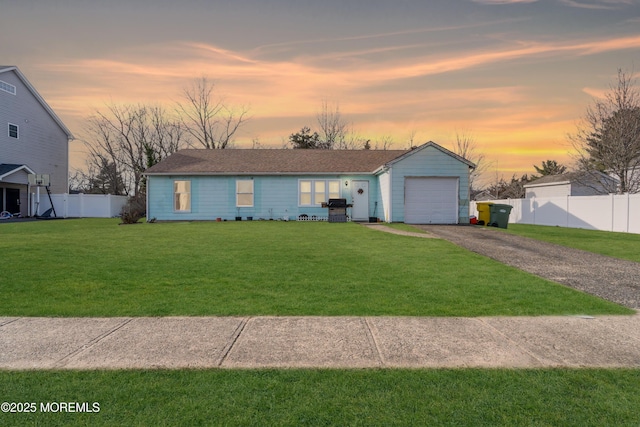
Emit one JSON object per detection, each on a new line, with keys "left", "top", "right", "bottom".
{"left": 488, "top": 204, "right": 513, "bottom": 228}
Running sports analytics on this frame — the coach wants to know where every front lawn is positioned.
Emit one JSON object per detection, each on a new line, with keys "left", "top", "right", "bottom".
{"left": 1, "top": 369, "right": 639, "bottom": 426}
{"left": 0, "top": 219, "right": 630, "bottom": 316}
{"left": 503, "top": 224, "right": 640, "bottom": 263}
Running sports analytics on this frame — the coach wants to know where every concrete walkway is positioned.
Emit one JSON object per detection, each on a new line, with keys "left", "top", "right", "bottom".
{"left": 2, "top": 315, "right": 640, "bottom": 370}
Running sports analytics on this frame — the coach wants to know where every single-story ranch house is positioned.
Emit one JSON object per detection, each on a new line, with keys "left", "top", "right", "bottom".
{"left": 145, "top": 141, "right": 475, "bottom": 224}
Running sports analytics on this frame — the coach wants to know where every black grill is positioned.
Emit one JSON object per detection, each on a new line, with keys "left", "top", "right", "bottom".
{"left": 326, "top": 198, "right": 350, "bottom": 222}
{"left": 327, "top": 198, "right": 348, "bottom": 207}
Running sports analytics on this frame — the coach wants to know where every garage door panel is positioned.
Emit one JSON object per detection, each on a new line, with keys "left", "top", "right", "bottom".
{"left": 405, "top": 177, "right": 458, "bottom": 224}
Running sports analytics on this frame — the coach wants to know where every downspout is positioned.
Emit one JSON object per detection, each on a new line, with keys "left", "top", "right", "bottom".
{"left": 627, "top": 192, "right": 630, "bottom": 233}
{"left": 146, "top": 175, "right": 150, "bottom": 221}
{"left": 27, "top": 182, "right": 31, "bottom": 217}
{"left": 388, "top": 167, "right": 393, "bottom": 222}
{"left": 611, "top": 193, "right": 615, "bottom": 232}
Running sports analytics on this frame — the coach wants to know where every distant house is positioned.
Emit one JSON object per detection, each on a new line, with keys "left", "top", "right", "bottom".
{"left": 524, "top": 172, "right": 616, "bottom": 198}
{"left": 145, "top": 141, "right": 475, "bottom": 224}
{"left": 472, "top": 189, "right": 495, "bottom": 201}
{"left": 0, "top": 66, "right": 74, "bottom": 216}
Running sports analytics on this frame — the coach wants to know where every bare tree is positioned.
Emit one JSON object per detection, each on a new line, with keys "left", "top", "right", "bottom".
{"left": 316, "top": 100, "right": 347, "bottom": 149}
{"left": 374, "top": 135, "right": 395, "bottom": 150}
{"left": 70, "top": 160, "right": 126, "bottom": 195}
{"left": 82, "top": 104, "right": 186, "bottom": 195}
{"left": 407, "top": 129, "right": 419, "bottom": 149}
{"left": 485, "top": 174, "right": 530, "bottom": 199}
{"left": 450, "top": 129, "right": 489, "bottom": 191}
{"left": 149, "top": 106, "right": 186, "bottom": 161}
{"left": 570, "top": 68, "right": 640, "bottom": 194}
{"left": 177, "top": 77, "right": 250, "bottom": 149}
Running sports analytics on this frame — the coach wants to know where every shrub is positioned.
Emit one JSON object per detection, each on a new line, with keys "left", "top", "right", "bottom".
{"left": 120, "top": 194, "right": 146, "bottom": 224}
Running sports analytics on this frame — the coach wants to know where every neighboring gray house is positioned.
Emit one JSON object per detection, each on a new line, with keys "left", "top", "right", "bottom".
{"left": 0, "top": 66, "right": 73, "bottom": 216}
{"left": 145, "top": 141, "right": 475, "bottom": 224}
{"left": 524, "top": 172, "right": 615, "bottom": 198}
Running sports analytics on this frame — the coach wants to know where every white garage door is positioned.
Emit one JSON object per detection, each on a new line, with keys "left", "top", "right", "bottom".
{"left": 405, "top": 177, "right": 458, "bottom": 224}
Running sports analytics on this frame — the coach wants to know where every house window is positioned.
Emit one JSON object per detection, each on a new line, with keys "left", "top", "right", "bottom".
{"left": 174, "top": 180, "right": 191, "bottom": 212}
{"left": 299, "top": 179, "right": 340, "bottom": 206}
{"left": 236, "top": 180, "right": 254, "bottom": 207}
{"left": 0, "top": 80, "right": 16, "bottom": 95}
{"left": 314, "top": 181, "right": 325, "bottom": 205}
{"left": 328, "top": 180, "right": 340, "bottom": 199}
{"left": 300, "top": 180, "right": 312, "bottom": 205}
{"left": 8, "top": 123, "right": 18, "bottom": 139}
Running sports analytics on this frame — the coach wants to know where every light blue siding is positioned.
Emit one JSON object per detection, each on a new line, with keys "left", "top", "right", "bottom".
{"left": 388, "top": 145, "right": 470, "bottom": 223}
{"left": 147, "top": 144, "right": 471, "bottom": 222}
{"left": 148, "top": 174, "right": 380, "bottom": 221}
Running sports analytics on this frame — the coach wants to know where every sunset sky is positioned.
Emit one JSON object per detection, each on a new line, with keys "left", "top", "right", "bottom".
{"left": 3, "top": 0, "right": 640, "bottom": 186}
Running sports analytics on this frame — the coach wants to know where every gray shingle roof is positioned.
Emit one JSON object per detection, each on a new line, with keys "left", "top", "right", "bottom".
{"left": 0, "top": 164, "right": 24, "bottom": 176}
{"left": 525, "top": 171, "right": 619, "bottom": 188}
{"left": 145, "top": 148, "right": 411, "bottom": 175}
{"left": 525, "top": 173, "right": 574, "bottom": 186}
{"left": 145, "top": 141, "right": 476, "bottom": 175}
{"left": 0, "top": 164, "right": 35, "bottom": 180}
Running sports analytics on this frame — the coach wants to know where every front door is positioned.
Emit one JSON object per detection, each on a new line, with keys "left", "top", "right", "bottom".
{"left": 5, "top": 188, "right": 21, "bottom": 214}
{"left": 351, "top": 180, "right": 369, "bottom": 221}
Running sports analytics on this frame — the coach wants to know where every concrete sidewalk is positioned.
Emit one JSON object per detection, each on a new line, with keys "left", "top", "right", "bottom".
{"left": 2, "top": 315, "right": 640, "bottom": 370}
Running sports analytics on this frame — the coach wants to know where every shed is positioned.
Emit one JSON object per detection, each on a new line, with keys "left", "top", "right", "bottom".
{"left": 524, "top": 172, "right": 616, "bottom": 198}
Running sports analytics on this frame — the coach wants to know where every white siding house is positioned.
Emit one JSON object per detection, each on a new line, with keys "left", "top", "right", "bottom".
{"left": 0, "top": 66, "right": 74, "bottom": 216}
{"left": 145, "top": 142, "right": 475, "bottom": 224}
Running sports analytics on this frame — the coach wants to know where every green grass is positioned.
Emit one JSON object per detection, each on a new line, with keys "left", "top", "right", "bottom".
{"left": 0, "top": 219, "right": 631, "bottom": 316}
{"left": 1, "top": 369, "right": 639, "bottom": 426}
{"left": 503, "top": 224, "right": 640, "bottom": 263}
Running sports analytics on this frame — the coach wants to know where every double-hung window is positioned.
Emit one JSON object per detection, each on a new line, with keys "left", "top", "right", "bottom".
{"left": 299, "top": 179, "right": 340, "bottom": 206}
{"left": 236, "top": 180, "right": 254, "bottom": 207}
{"left": 174, "top": 180, "right": 191, "bottom": 212}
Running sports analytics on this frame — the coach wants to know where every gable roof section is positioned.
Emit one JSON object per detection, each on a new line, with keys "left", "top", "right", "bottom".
{"left": 524, "top": 174, "right": 573, "bottom": 188}
{"left": 145, "top": 141, "right": 476, "bottom": 176}
{"left": 383, "top": 141, "right": 476, "bottom": 170}
{"left": 0, "top": 164, "right": 35, "bottom": 181}
{"left": 0, "top": 66, "right": 74, "bottom": 140}
{"left": 145, "top": 148, "right": 409, "bottom": 175}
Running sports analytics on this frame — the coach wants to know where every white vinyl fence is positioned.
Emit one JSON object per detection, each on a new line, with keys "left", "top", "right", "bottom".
{"left": 471, "top": 193, "right": 640, "bottom": 234}
{"left": 31, "top": 193, "right": 128, "bottom": 218}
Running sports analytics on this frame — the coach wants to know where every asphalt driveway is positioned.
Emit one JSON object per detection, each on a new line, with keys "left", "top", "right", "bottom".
{"left": 418, "top": 225, "right": 640, "bottom": 310}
